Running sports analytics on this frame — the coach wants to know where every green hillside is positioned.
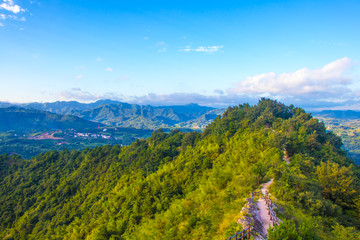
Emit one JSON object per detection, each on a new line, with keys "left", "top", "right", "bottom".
{"left": 0, "top": 107, "right": 101, "bottom": 131}
{"left": 0, "top": 99, "right": 359, "bottom": 239}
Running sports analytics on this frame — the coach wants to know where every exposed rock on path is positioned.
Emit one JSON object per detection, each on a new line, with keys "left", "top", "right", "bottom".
{"left": 257, "top": 179, "right": 273, "bottom": 238}
{"left": 237, "top": 179, "right": 274, "bottom": 240}
{"left": 237, "top": 198, "right": 265, "bottom": 239}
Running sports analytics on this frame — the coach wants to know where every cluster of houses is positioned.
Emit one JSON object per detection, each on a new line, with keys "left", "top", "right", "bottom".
{"left": 71, "top": 132, "right": 117, "bottom": 140}
{"left": 58, "top": 129, "right": 119, "bottom": 140}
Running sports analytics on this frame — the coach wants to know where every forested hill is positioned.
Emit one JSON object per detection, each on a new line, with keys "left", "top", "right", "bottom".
{"left": 0, "top": 100, "right": 223, "bottom": 129}
{"left": 0, "top": 107, "right": 100, "bottom": 131}
{"left": 0, "top": 99, "right": 359, "bottom": 239}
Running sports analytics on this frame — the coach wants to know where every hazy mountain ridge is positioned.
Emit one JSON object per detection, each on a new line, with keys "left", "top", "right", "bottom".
{"left": 21, "top": 99, "right": 121, "bottom": 115}
{"left": 0, "top": 100, "right": 224, "bottom": 129}
{"left": 0, "top": 102, "right": 13, "bottom": 108}
{"left": 313, "top": 110, "right": 360, "bottom": 119}
{"left": 0, "top": 106, "right": 101, "bottom": 131}
{"left": 75, "top": 103, "right": 222, "bottom": 128}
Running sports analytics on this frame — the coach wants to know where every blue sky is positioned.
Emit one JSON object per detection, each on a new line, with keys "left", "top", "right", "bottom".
{"left": 1, "top": 0, "right": 360, "bottom": 110}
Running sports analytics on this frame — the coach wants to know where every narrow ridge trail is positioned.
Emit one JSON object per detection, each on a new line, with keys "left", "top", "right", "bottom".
{"left": 256, "top": 151, "right": 287, "bottom": 238}
{"left": 257, "top": 179, "right": 273, "bottom": 238}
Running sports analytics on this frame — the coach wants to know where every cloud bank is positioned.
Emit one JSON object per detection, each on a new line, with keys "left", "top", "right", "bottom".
{"left": 57, "top": 58, "right": 359, "bottom": 110}
{"left": 57, "top": 89, "right": 123, "bottom": 103}
{"left": 229, "top": 57, "right": 354, "bottom": 100}
{"left": 226, "top": 57, "right": 359, "bottom": 109}
{"left": 56, "top": 89, "right": 253, "bottom": 107}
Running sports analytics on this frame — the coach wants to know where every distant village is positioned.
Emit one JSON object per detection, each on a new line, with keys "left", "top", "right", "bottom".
{"left": 26, "top": 128, "right": 120, "bottom": 141}
{"left": 69, "top": 129, "right": 118, "bottom": 140}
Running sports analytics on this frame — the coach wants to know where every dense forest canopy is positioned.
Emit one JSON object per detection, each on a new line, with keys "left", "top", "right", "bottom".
{"left": 0, "top": 98, "right": 359, "bottom": 239}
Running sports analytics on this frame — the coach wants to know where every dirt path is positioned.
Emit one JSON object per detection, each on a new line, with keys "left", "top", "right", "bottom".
{"left": 257, "top": 179, "right": 273, "bottom": 238}
{"left": 283, "top": 149, "right": 290, "bottom": 164}
{"left": 283, "top": 153, "right": 290, "bottom": 164}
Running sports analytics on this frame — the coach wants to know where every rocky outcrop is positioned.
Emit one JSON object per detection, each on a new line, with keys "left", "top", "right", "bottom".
{"left": 237, "top": 198, "right": 266, "bottom": 240}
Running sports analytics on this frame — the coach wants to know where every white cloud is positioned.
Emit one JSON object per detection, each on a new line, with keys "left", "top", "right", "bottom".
{"left": 76, "top": 75, "right": 83, "bottom": 79}
{"left": 53, "top": 58, "right": 359, "bottom": 110}
{"left": 97, "top": 57, "right": 103, "bottom": 62}
{"left": 58, "top": 90, "right": 98, "bottom": 102}
{"left": 0, "top": 0, "right": 31, "bottom": 28}
{"left": 127, "top": 92, "right": 252, "bottom": 107}
{"left": 56, "top": 89, "right": 242, "bottom": 107}
{"left": 57, "top": 89, "right": 124, "bottom": 103}
{"left": 0, "top": 22, "right": 3, "bottom": 27}
{"left": 106, "top": 67, "right": 113, "bottom": 72}
{"left": 179, "top": 45, "right": 224, "bottom": 53}
{"left": 156, "top": 41, "right": 167, "bottom": 53}
{"left": 158, "top": 47, "right": 167, "bottom": 53}
{"left": 229, "top": 57, "right": 355, "bottom": 100}
{"left": 0, "top": 0, "right": 25, "bottom": 14}
{"left": 7, "top": 14, "right": 17, "bottom": 20}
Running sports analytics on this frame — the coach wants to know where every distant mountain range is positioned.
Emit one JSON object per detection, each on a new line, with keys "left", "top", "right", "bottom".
{"left": 0, "top": 100, "right": 224, "bottom": 129}
{"left": 2, "top": 100, "right": 360, "bottom": 129}
{"left": 0, "top": 107, "right": 100, "bottom": 131}
{"left": 73, "top": 103, "right": 223, "bottom": 129}
{"left": 21, "top": 99, "right": 121, "bottom": 115}
{"left": 313, "top": 110, "right": 360, "bottom": 120}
